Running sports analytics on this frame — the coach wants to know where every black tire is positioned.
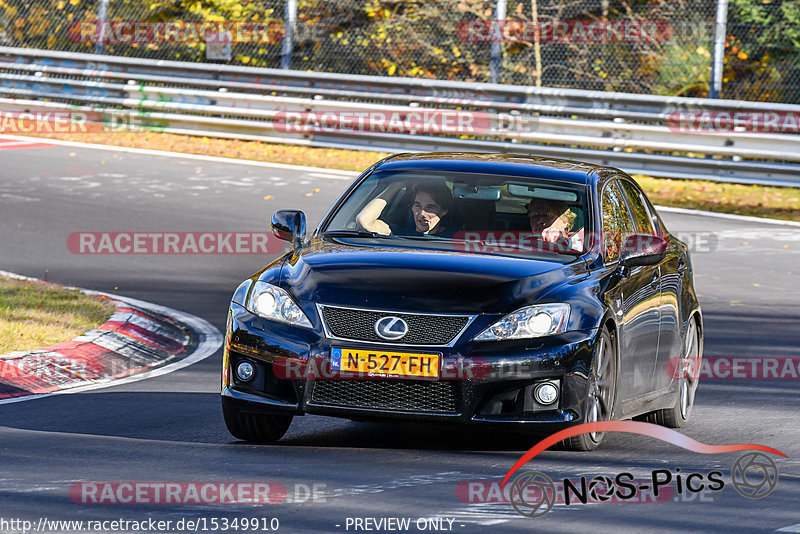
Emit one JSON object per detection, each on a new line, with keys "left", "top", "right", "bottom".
{"left": 563, "top": 327, "right": 617, "bottom": 451}
{"left": 637, "top": 318, "right": 701, "bottom": 428}
{"left": 222, "top": 403, "right": 293, "bottom": 442}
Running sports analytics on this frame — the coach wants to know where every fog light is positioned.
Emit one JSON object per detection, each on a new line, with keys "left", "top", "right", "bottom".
{"left": 236, "top": 361, "right": 255, "bottom": 382}
{"left": 534, "top": 383, "right": 558, "bottom": 405}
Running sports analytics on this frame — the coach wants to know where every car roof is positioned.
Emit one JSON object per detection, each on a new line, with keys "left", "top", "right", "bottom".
{"left": 373, "top": 152, "right": 621, "bottom": 187}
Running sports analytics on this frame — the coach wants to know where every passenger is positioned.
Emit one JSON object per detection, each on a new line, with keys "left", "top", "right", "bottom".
{"left": 357, "top": 181, "right": 456, "bottom": 237}
{"left": 527, "top": 199, "right": 585, "bottom": 253}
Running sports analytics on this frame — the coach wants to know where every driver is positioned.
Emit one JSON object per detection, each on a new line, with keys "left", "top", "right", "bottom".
{"left": 527, "top": 199, "right": 585, "bottom": 253}
{"left": 357, "top": 181, "right": 455, "bottom": 237}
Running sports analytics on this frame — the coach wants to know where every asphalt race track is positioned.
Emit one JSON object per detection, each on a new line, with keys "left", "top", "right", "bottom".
{"left": 1, "top": 140, "right": 799, "bottom": 533}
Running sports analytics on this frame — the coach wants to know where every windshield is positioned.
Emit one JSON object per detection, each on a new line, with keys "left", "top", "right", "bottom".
{"left": 323, "top": 170, "right": 590, "bottom": 259}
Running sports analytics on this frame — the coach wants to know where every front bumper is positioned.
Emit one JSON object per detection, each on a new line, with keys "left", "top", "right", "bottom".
{"left": 222, "top": 302, "right": 599, "bottom": 428}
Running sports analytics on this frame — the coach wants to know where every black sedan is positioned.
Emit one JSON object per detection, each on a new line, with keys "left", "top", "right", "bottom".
{"left": 221, "top": 153, "right": 703, "bottom": 450}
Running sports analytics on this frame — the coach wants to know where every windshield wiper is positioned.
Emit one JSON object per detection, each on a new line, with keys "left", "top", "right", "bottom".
{"left": 323, "top": 230, "right": 390, "bottom": 238}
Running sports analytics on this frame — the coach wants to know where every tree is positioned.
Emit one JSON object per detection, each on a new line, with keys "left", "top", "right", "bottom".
{"left": 723, "top": 0, "right": 800, "bottom": 101}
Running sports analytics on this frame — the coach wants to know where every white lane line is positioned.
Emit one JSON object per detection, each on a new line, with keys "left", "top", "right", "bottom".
{"left": 4, "top": 133, "right": 795, "bottom": 227}
{"left": 656, "top": 205, "right": 800, "bottom": 228}
{"left": 0, "top": 134, "right": 359, "bottom": 178}
{"left": 0, "top": 141, "right": 38, "bottom": 147}
{"left": 713, "top": 229, "right": 800, "bottom": 241}
{"left": 307, "top": 172, "right": 353, "bottom": 180}
{"left": 317, "top": 471, "right": 481, "bottom": 500}
{"left": 0, "top": 193, "right": 40, "bottom": 203}
{"left": 0, "top": 271, "right": 222, "bottom": 405}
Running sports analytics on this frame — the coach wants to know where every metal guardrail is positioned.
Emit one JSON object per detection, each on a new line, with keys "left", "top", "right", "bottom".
{"left": 1, "top": 46, "right": 800, "bottom": 187}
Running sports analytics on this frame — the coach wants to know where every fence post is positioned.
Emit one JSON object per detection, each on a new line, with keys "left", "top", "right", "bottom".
{"left": 709, "top": 0, "right": 729, "bottom": 99}
{"left": 281, "top": 0, "right": 297, "bottom": 70}
{"left": 94, "top": 0, "right": 109, "bottom": 55}
{"left": 489, "top": 0, "right": 507, "bottom": 83}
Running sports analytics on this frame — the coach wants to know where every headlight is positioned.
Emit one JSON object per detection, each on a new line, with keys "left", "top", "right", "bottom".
{"left": 473, "top": 303, "right": 570, "bottom": 341}
{"left": 246, "top": 281, "right": 313, "bottom": 329}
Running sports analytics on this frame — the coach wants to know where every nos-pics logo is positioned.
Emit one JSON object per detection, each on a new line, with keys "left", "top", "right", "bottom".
{"left": 502, "top": 421, "right": 784, "bottom": 518}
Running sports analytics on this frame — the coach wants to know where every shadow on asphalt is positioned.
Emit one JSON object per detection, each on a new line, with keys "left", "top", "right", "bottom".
{"left": 701, "top": 308, "right": 800, "bottom": 357}
{"left": 0, "top": 390, "right": 541, "bottom": 451}
{"left": 2, "top": 380, "right": 797, "bottom": 457}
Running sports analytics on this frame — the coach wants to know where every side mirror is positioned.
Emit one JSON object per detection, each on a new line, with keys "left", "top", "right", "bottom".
{"left": 619, "top": 234, "right": 667, "bottom": 267}
{"left": 271, "top": 210, "right": 306, "bottom": 250}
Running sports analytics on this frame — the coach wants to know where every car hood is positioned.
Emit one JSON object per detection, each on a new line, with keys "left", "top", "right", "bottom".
{"left": 274, "top": 237, "right": 586, "bottom": 314}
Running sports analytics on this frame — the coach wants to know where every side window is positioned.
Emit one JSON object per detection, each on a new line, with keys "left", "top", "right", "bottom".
{"left": 619, "top": 181, "right": 655, "bottom": 235}
{"left": 601, "top": 180, "right": 637, "bottom": 262}
{"left": 640, "top": 191, "right": 665, "bottom": 236}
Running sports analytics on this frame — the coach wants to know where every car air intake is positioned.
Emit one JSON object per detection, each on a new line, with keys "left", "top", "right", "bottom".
{"left": 310, "top": 379, "right": 458, "bottom": 413}
{"left": 320, "top": 305, "right": 470, "bottom": 345}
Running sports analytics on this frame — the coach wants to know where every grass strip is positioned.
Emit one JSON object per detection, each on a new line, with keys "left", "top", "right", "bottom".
{"left": 0, "top": 275, "right": 116, "bottom": 354}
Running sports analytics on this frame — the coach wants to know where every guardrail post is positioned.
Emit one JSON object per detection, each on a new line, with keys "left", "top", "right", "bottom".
{"left": 94, "top": 0, "right": 110, "bottom": 55}
{"left": 281, "top": 0, "right": 297, "bottom": 70}
{"left": 709, "top": 0, "right": 729, "bottom": 99}
{"left": 490, "top": 0, "right": 507, "bottom": 83}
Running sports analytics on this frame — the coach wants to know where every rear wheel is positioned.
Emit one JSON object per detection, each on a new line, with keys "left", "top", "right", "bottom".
{"left": 222, "top": 402, "right": 293, "bottom": 442}
{"left": 638, "top": 318, "right": 701, "bottom": 428}
{"left": 563, "top": 327, "right": 617, "bottom": 451}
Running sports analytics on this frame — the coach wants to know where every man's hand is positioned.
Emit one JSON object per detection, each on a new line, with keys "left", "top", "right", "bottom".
{"left": 379, "top": 181, "right": 406, "bottom": 200}
{"left": 356, "top": 181, "right": 407, "bottom": 235}
{"left": 541, "top": 226, "right": 570, "bottom": 251}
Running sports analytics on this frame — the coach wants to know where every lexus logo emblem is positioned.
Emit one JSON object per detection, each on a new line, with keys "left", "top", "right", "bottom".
{"left": 374, "top": 316, "right": 408, "bottom": 340}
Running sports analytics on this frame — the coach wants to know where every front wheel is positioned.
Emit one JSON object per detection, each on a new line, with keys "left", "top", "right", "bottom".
{"left": 222, "top": 402, "right": 293, "bottom": 442}
{"left": 563, "top": 327, "right": 617, "bottom": 451}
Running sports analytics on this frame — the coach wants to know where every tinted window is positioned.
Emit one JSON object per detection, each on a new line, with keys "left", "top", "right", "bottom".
{"left": 323, "top": 170, "right": 589, "bottom": 259}
{"left": 619, "top": 180, "right": 655, "bottom": 235}
{"left": 639, "top": 188, "right": 665, "bottom": 235}
{"left": 601, "top": 180, "right": 637, "bottom": 261}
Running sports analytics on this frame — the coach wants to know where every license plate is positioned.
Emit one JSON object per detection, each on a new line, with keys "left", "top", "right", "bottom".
{"left": 330, "top": 348, "right": 440, "bottom": 379}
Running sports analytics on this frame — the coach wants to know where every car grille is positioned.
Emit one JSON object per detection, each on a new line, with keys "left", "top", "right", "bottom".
{"left": 320, "top": 306, "right": 470, "bottom": 345}
{"left": 310, "top": 379, "right": 458, "bottom": 413}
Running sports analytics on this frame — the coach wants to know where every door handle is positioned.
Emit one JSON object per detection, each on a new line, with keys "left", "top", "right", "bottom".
{"left": 677, "top": 258, "right": 687, "bottom": 273}
{"left": 651, "top": 271, "right": 660, "bottom": 288}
